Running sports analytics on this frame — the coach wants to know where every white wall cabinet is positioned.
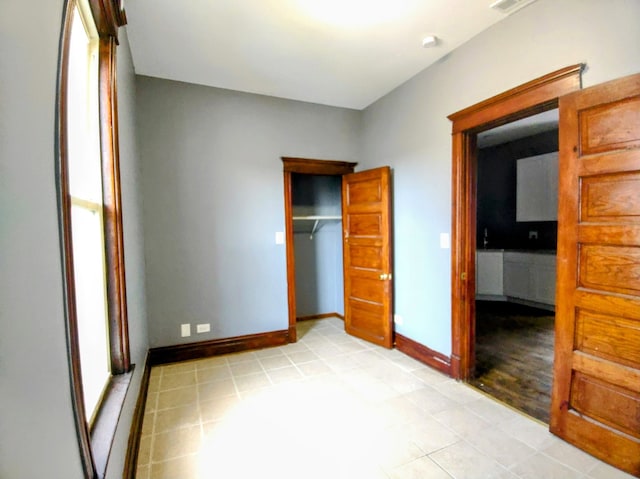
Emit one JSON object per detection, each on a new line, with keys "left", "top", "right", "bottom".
{"left": 476, "top": 251, "right": 504, "bottom": 297}
{"left": 516, "top": 152, "right": 559, "bottom": 222}
{"left": 503, "top": 252, "right": 556, "bottom": 306}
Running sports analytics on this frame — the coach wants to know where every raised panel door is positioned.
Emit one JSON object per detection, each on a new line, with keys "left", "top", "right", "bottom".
{"left": 342, "top": 167, "right": 393, "bottom": 348}
{"left": 550, "top": 72, "right": 640, "bottom": 476}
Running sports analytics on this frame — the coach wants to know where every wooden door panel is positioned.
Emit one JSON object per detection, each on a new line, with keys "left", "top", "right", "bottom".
{"left": 562, "top": 413, "right": 639, "bottom": 476}
{"left": 347, "top": 213, "right": 383, "bottom": 236}
{"left": 575, "top": 310, "right": 640, "bottom": 368}
{"left": 343, "top": 167, "right": 393, "bottom": 348}
{"left": 574, "top": 288, "right": 640, "bottom": 319}
{"left": 579, "top": 224, "right": 640, "bottom": 245}
{"left": 572, "top": 352, "right": 640, "bottom": 395}
{"left": 581, "top": 172, "right": 640, "bottom": 220}
{"left": 348, "top": 244, "right": 383, "bottom": 270}
{"left": 349, "top": 301, "right": 386, "bottom": 344}
{"left": 345, "top": 177, "right": 383, "bottom": 204}
{"left": 570, "top": 372, "right": 640, "bottom": 439}
{"left": 350, "top": 276, "right": 385, "bottom": 304}
{"left": 580, "top": 96, "right": 640, "bottom": 154}
{"left": 579, "top": 245, "right": 640, "bottom": 295}
{"left": 579, "top": 150, "right": 640, "bottom": 178}
{"left": 551, "top": 72, "right": 640, "bottom": 477}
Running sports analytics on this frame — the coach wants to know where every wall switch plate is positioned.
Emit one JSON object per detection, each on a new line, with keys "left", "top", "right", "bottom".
{"left": 394, "top": 314, "right": 404, "bottom": 326}
{"left": 181, "top": 323, "right": 191, "bottom": 337}
{"left": 440, "top": 233, "right": 450, "bottom": 249}
{"left": 196, "top": 323, "right": 210, "bottom": 333}
{"left": 275, "top": 231, "right": 285, "bottom": 244}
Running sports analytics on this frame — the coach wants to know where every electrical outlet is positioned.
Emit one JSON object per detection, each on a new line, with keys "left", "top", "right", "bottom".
{"left": 394, "top": 314, "right": 404, "bottom": 326}
{"left": 196, "top": 323, "right": 210, "bottom": 333}
{"left": 181, "top": 323, "right": 191, "bottom": 337}
{"left": 529, "top": 230, "right": 538, "bottom": 239}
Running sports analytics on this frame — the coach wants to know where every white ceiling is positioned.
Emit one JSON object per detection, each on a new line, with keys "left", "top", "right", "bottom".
{"left": 478, "top": 109, "right": 559, "bottom": 148}
{"left": 124, "top": 0, "right": 536, "bottom": 110}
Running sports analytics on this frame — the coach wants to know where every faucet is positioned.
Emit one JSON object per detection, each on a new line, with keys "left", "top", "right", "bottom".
{"left": 483, "top": 228, "right": 489, "bottom": 249}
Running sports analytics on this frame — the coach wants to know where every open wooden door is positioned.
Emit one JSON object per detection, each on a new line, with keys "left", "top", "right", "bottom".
{"left": 342, "top": 167, "right": 393, "bottom": 348}
{"left": 551, "top": 73, "right": 640, "bottom": 476}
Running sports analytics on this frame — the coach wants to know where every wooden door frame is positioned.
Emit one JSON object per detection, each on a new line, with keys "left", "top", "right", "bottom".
{"left": 447, "top": 64, "right": 584, "bottom": 380}
{"left": 281, "top": 157, "right": 357, "bottom": 342}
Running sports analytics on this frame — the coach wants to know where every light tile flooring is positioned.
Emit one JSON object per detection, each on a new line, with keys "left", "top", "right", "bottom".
{"left": 136, "top": 317, "right": 633, "bottom": 479}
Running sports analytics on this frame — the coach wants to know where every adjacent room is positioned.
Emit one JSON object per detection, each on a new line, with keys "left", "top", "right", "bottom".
{"left": 472, "top": 110, "right": 559, "bottom": 423}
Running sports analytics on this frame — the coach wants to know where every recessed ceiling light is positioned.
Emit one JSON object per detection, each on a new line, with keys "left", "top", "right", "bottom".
{"left": 422, "top": 35, "right": 438, "bottom": 48}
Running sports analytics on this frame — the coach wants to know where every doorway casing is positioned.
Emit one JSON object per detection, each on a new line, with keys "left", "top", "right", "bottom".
{"left": 447, "top": 64, "right": 583, "bottom": 380}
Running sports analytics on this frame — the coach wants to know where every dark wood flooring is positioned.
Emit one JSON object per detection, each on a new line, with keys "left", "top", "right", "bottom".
{"left": 468, "top": 300, "right": 555, "bottom": 423}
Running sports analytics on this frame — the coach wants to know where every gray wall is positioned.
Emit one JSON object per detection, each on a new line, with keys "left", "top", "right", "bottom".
{"left": 360, "top": 0, "right": 640, "bottom": 356}
{"left": 0, "top": 2, "right": 148, "bottom": 477}
{"left": 137, "top": 77, "right": 360, "bottom": 347}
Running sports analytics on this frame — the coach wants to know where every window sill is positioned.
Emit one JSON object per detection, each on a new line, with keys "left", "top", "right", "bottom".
{"left": 90, "top": 367, "right": 134, "bottom": 478}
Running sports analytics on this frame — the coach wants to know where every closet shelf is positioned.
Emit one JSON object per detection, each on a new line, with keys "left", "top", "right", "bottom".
{"left": 292, "top": 215, "right": 341, "bottom": 239}
{"left": 292, "top": 215, "right": 342, "bottom": 221}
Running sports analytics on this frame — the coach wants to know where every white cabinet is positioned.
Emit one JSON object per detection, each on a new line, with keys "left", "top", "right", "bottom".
{"left": 503, "top": 252, "right": 556, "bottom": 306}
{"left": 533, "top": 263, "right": 556, "bottom": 305}
{"left": 516, "top": 152, "right": 558, "bottom": 222}
{"left": 503, "top": 259, "right": 530, "bottom": 299}
{"left": 476, "top": 251, "right": 504, "bottom": 297}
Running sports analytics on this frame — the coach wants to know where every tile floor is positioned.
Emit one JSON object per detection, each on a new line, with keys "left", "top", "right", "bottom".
{"left": 136, "top": 317, "right": 634, "bottom": 479}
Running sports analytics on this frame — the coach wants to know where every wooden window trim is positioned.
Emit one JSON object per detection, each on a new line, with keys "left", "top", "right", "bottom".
{"left": 56, "top": 1, "right": 130, "bottom": 477}
{"left": 98, "top": 35, "right": 130, "bottom": 375}
{"left": 89, "top": 0, "right": 127, "bottom": 40}
{"left": 447, "top": 64, "right": 583, "bottom": 380}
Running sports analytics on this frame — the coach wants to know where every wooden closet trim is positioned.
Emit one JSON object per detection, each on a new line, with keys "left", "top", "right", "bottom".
{"left": 283, "top": 157, "right": 357, "bottom": 175}
{"left": 281, "top": 157, "right": 357, "bottom": 341}
{"left": 447, "top": 64, "right": 583, "bottom": 380}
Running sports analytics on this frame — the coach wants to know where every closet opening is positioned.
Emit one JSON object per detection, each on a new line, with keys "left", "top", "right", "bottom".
{"left": 291, "top": 173, "right": 344, "bottom": 321}
{"left": 282, "top": 158, "right": 357, "bottom": 342}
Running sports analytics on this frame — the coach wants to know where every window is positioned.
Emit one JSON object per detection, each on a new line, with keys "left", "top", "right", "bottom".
{"left": 67, "top": 2, "right": 111, "bottom": 421}
{"left": 56, "top": 0, "right": 129, "bottom": 477}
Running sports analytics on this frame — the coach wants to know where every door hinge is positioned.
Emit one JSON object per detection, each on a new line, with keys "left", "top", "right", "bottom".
{"left": 379, "top": 273, "right": 392, "bottom": 280}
